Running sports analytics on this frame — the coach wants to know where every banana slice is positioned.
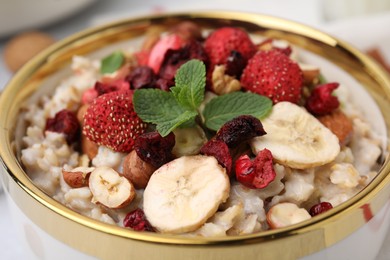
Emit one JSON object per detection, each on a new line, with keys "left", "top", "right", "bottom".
{"left": 143, "top": 155, "right": 230, "bottom": 234}
{"left": 172, "top": 125, "right": 207, "bottom": 157}
{"left": 89, "top": 166, "right": 136, "bottom": 209}
{"left": 251, "top": 102, "right": 340, "bottom": 169}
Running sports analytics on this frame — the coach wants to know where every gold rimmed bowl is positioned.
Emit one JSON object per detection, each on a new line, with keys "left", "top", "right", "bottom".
{"left": 1, "top": 12, "right": 390, "bottom": 260}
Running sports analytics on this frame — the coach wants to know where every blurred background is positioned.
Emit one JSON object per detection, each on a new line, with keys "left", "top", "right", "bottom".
{"left": 0, "top": 0, "right": 389, "bottom": 258}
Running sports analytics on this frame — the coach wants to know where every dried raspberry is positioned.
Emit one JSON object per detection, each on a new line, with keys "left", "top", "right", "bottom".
{"left": 216, "top": 115, "right": 266, "bottom": 148}
{"left": 200, "top": 139, "right": 232, "bottom": 176}
{"left": 305, "top": 82, "right": 340, "bottom": 116}
{"left": 83, "top": 91, "right": 147, "bottom": 152}
{"left": 123, "top": 208, "right": 154, "bottom": 232}
{"left": 309, "top": 202, "right": 333, "bottom": 217}
{"left": 158, "top": 40, "right": 208, "bottom": 82}
{"left": 127, "top": 66, "right": 157, "bottom": 89}
{"left": 235, "top": 149, "right": 276, "bottom": 189}
{"left": 45, "top": 109, "right": 80, "bottom": 144}
{"left": 225, "top": 50, "right": 247, "bottom": 78}
{"left": 94, "top": 80, "right": 130, "bottom": 96}
{"left": 134, "top": 131, "right": 175, "bottom": 168}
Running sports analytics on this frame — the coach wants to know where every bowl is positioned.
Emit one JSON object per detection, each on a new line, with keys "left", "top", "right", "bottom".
{"left": 1, "top": 12, "right": 390, "bottom": 260}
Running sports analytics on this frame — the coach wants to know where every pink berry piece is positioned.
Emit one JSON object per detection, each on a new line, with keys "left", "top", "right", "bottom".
{"left": 305, "top": 82, "right": 340, "bottom": 116}
{"left": 134, "top": 131, "right": 176, "bottom": 168}
{"left": 200, "top": 139, "right": 232, "bottom": 176}
{"left": 45, "top": 109, "right": 80, "bottom": 144}
{"left": 216, "top": 115, "right": 266, "bottom": 148}
{"left": 235, "top": 148, "right": 276, "bottom": 189}
{"left": 123, "top": 208, "right": 154, "bottom": 232}
{"left": 309, "top": 202, "right": 333, "bottom": 217}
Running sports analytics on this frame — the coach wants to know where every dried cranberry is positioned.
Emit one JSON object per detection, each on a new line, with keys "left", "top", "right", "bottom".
{"left": 123, "top": 208, "right": 154, "bottom": 232}
{"left": 235, "top": 149, "right": 276, "bottom": 189}
{"left": 216, "top": 115, "right": 266, "bottom": 148}
{"left": 127, "top": 66, "right": 157, "bottom": 89}
{"left": 225, "top": 50, "right": 247, "bottom": 78}
{"left": 200, "top": 139, "right": 232, "bottom": 176}
{"left": 158, "top": 40, "right": 209, "bottom": 81}
{"left": 154, "top": 78, "right": 173, "bottom": 91}
{"left": 305, "top": 82, "right": 340, "bottom": 116}
{"left": 45, "top": 109, "right": 80, "bottom": 144}
{"left": 309, "top": 202, "right": 333, "bottom": 217}
{"left": 134, "top": 131, "right": 175, "bottom": 168}
{"left": 94, "top": 80, "right": 130, "bottom": 96}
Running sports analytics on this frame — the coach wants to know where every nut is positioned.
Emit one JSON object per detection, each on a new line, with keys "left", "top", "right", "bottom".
{"left": 81, "top": 134, "right": 99, "bottom": 160}
{"left": 211, "top": 65, "right": 241, "bottom": 95}
{"left": 62, "top": 166, "right": 94, "bottom": 188}
{"left": 77, "top": 104, "right": 90, "bottom": 125}
{"left": 170, "top": 21, "right": 202, "bottom": 40}
{"left": 4, "top": 31, "right": 55, "bottom": 72}
{"left": 266, "top": 202, "right": 311, "bottom": 229}
{"left": 317, "top": 109, "right": 353, "bottom": 145}
{"left": 122, "top": 150, "right": 156, "bottom": 189}
{"left": 89, "top": 166, "right": 136, "bottom": 209}
{"left": 299, "top": 63, "right": 320, "bottom": 85}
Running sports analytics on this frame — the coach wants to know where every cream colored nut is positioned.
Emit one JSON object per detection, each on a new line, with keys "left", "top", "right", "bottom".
{"left": 4, "top": 31, "right": 55, "bottom": 72}
{"left": 299, "top": 63, "right": 320, "bottom": 85}
{"left": 62, "top": 166, "right": 95, "bottom": 188}
{"left": 122, "top": 150, "right": 156, "bottom": 189}
{"left": 211, "top": 65, "right": 241, "bottom": 95}
{"left": 266, "top": 202, "right": 311, "bottom": 229}
{"left": 89, "top": 166, "right": 136, "bottom": 209}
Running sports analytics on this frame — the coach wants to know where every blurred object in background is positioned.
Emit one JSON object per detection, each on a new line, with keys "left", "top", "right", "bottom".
{"left": 322, "top": 0, "right": 390, "bottom": 21}
{"left": 0, "top": 0, "right": 97, "bottom": 38}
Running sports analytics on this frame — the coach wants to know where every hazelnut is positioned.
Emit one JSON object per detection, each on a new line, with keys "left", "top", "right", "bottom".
{"left": 81, "top": 134, "right": 99, "bottom": 160}
{"left": 4, "top": 31, "right": 55, "bottom": 72}
{"left": 317, "top": 109, "right": 353, "bottom": 146}
{"left": 299, "top": 63, "right": 320, "bottom": 85}
{"left": 122, "top": 150, "right": 156, "bottom": 189}
{"left": 170, "top": 21, "right": 202, "bottom": 40}
{"left": 62, "top": 166, "right": 94, "bottom": 188}
{"left": 77, "top": 104, "right": 89, "bottom": 125}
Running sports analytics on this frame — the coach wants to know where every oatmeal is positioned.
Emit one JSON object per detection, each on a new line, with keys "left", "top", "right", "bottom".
{"left": 20, "top": 22, "right": 383, "bottom": 236}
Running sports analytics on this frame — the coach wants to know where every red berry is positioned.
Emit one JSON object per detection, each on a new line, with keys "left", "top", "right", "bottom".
{"left": 240, "top": 49, "right": 304, "bottom": 104}
{"left": 134, "top": 131, "right": 176, "bottom": 168}
{"left": 200, "top": 139, "right": 232, "bottom": 176}
{"left": 309, "top": 202, "right": 333, "bottom": 216}
{"left": 123, "top": 208, "right": 154, "bottom": 232}
{"left": 45, "top": 109, "right": 80, "bottom": 144}
{"left": 204, "top": 27, "right": 256, "bottom": 72}
{"left": 216, "top": 115, "right": 266, "bottom": 148}
{"left": 82, "top": 91, "right": 147, "bottom": 152}
{"left": 235, "top": 149, "right": 276, "bottom": 189}
{"left": 305, "top": 82, "right": 340, "bottom": 116}
{"left": 94, "top": 80, "right": 130, "bottom": 96}
{"left": 127, "top": 66, "right": 157, "bottom": 89}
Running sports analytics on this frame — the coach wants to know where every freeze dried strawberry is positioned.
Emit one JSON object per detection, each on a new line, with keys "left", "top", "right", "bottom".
{"left": 235, "top": 149, "right": 276, "bottom": 189}
{"left": 135, "top": 50, "right": 150, "bottom": 66}
{"left": 216, "top": 115, "right": 266, "bottom": 148}
{"left": 241, "top": 49, "right": 304, "bottom": 104}
{"left": 200, "top": 139, "right": 232, "bottom": 176}
{"left": 305, "top": 82, "right": 340, "bottom": 116}
{"left": 81, "top": 88, "right": 98, "bottom": 104}
{"left": 45, "top": 109, "right": 80, "bottom": 144}
{"left": 127, "top": 66, "right": 157, "bottom": 89}
{"left": 204, "top": 27, "right": 256, "bottom": 73}
{"left": 83, "top": 91, "right": 147, "bottom": 152}
{"left": 309, "top": 202, "right": 333, "bottom": 216}
{"left": 158, "top": 40, "right": 208, "bottom": 82}
{"left": 124, "top": 208, "right": 154, "bottom": 232}
{"left": 147, "top": 34, "right": 185, "bottom": 73}
{"left": 134, "top": 131, "right": 175, "bottom": 168}
{"left": 94, "top": 80, "right": 130, "bottom": 96}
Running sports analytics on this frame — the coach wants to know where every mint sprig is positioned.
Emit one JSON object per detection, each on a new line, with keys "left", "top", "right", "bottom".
{"left": 100, "top": 51, "right": 125, "bottom": 74}
{"left": 133, "top": 59, "right": 273, "bottom": 137}
{"left": 203, "top": 92, "right": 272, "bottom": 131}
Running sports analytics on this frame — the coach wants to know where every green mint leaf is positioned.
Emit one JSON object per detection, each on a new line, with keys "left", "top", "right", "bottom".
{"left": 100, "top": 51, "right": 125, "bottom": 74}
{"left": 170, "top": 59, "right": 206, "bottom": 111}
{"left": 203, "top": 92, "right": 272, "bottom": 131}
{"left": 133, "top": 89, "right": 197, "bottom": 137}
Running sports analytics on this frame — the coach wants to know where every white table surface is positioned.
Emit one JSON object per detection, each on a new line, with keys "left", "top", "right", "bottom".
{"left": 1, "top": 0, "right": 390, "bottom": 259}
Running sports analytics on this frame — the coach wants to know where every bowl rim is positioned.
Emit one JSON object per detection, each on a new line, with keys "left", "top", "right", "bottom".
{"left": 1, "top": 10, "right": 390, "bottom": 257}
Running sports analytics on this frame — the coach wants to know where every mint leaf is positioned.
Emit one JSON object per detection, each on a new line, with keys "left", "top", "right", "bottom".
{"left": 133, "top": 89, "right": 197, "bottom": 137}
{"left": 171, "top": 59, "right": 206, "bottom": 111}
{"left": 100, "top": 51, "right": 124, "bottom": 74}
{"left": 203, "top": 92, "right": 272, "bottom": 131}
